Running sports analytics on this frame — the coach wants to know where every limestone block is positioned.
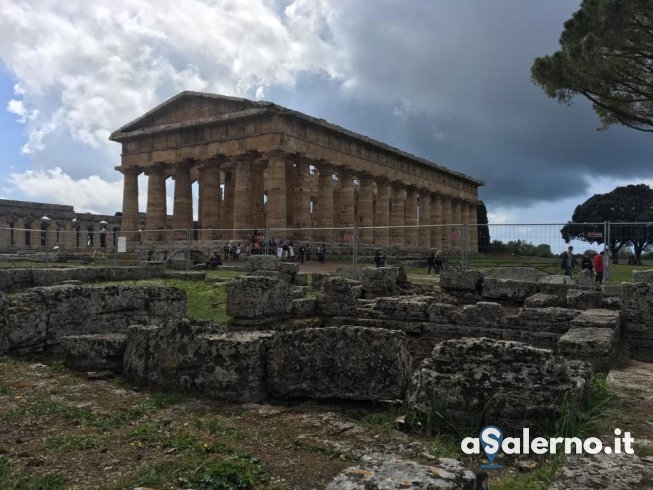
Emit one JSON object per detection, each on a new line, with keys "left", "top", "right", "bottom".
{"left": 372, "top": 296, "right": 430, "bottom": 320}
{"left": 326, "top": 454, "right": 486, "bottom": 490}
{"left": 623, "top": 323, "right": 653, "bottom": 362}
{"left": 524, "top": 293, "right": 564, "bottom": 308}
{"left": 602, "top": 296, "right": 622, "bottom": 309}
{"left": 567, "top": 290, "right": 603, "bottom": 310}
{"left": 123, "top": 321, "right": 271, "bottom": 402}
{"left": 570, "top": 309, "right": 620, "bottom": 329}
{"left": 516, "top": 307, "right": 581, "bottom": 333}
{"left": 460, "top": 302, "right": 504, "bottom": 327}
{"left": 293, "top": 273, "right": 309, "bottom": 286}
{"left": 481, "top": 278, "right": 538, "bottom": 302}
{"left": 633, "top": 269, "right": 653, "bottom": 283}
{"left": 558, "top": 327, "right": 618, "bottom": 367}
{"left": 427, "top": 302, "right": 460, "bottom": 324}
{"left": 438, "top": 270, "right": 483, "bottom": 292}
{"left": 621, "top": 282, "right": 653, "bottom": 325}
{"left": 226, "top": 276, "right": 294, "bottom": 322}
{"left": 279, "top": 262, "right": 299, "bottom": 275}
{"left": 538, "top": 275, "right": 574, "bottom": 285}
{"left": 494, "top": 267, "right": 538, "bottom": 282}
{"left": 577, "top": 269, "right": 595, "bottom": 288}
{"left": 310, "top": 273, "right": 331, "bottom": 290}
{"left": 360, "top": 266, "right": 408, "bottom": 298}
{"left": 316, "top": 276, "right": 359, "bottom": 316}
{"left": 2, "top": 292, "right": 48, "bottom": 354}
{"left": 60, "top": 334, "right": 127, "bottom": 372}
{"left": 266, "top": 326, "right": 411, "bottom": 400}
{"left": 0, "top": 269, "right": 33, "bottom": 292}
{"left": 406, "top": 337, "right": 588, "bottom": 434}
{"left": 246, "top": 255, "right": 280, "bottom": 272}
{"left": 290, "top": 298, "right": 316, "bottom": 317}
{"left": 601, "top": 284, "right": 621, "bottom": 297}
{"left": 163, "top": 270, "right": 206, "bottom": 281}
{"left": 537, "top": 281, "right": 572, "bottom": 301}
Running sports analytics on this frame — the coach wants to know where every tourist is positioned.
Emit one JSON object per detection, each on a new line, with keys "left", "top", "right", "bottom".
{"left": 434, "top": 249, "right": 443, "bottom": 274}
{"left": 299, "top": 244, "right": 306, "bottom": 263}
{"left": 427, "top": 251, "right": 436, "bottom": 275}
{"left": 207, "top": 252, "right": 221, "bottom": 270}
{"left": 374, "top": 250, "right": 386, "bottom": 267}
{"left": 305, "top": 243, "right": 311, "bottom": 263}
{"left": 581, "top": 251, "right": 593, "bottom": 271}
{"left": 593, "top": 251, "right": 605, "bottom": 286}
{"left": 317, "top": 244, "right": 326, "bottom": 263}
{"left": 560, "top": 246, "right": 577, "bottom": 277}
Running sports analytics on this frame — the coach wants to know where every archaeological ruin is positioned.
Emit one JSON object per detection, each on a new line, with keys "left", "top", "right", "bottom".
{"left": 110, "top": 91, "right": 483, "bottom": 249}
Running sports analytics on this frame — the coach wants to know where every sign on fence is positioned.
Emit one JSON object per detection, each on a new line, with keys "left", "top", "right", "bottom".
{"left": 587, "top": 232, "right": 603, "bottom": 238}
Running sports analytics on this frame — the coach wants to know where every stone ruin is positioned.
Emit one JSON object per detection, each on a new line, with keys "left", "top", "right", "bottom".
{"left": 2, "top": 258, "right": 653, "bottom": 487}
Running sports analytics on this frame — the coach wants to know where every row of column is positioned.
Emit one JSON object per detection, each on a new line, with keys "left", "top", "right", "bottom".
{"left": 0, "top": 217, "right": 116, "bottom": 250}
{"left": 119, "top": 155, "right": 479, "bottom": 250}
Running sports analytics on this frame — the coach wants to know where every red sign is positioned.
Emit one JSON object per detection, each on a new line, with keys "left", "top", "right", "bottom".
{"left": 587, "top": 232, "right": 603, "bottom": 238}
{"left": 450, "top": 231, "right": 461, "bottom": 238}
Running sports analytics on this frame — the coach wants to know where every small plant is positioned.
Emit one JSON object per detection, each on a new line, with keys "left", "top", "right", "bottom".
{"left": 199, "top": 452, "right": 267, "bottom": 489}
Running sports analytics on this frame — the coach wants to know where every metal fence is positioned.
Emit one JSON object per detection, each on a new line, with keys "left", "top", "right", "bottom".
{"left": 1, "top": 221, "right": 651, "bottom": 281}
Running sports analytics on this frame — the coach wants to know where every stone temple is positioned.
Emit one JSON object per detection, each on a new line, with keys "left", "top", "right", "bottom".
{"left": 110, "top": 91, "right": 483, "bottom": 249}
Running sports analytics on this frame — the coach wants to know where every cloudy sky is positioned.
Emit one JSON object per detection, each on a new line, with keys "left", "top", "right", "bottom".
{"left": 1, "top": 0, "right": 652, "bottom": 227}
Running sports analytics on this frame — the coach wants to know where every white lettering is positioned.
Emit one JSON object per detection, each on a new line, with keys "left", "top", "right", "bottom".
{"left": 531, "top": 437, "right": 548, "bottom": 455}
{"left": 564, "top": 437, "right": 583, "bottom": 454}
{"left": 461, "top": 437, "right": 479, "bottom": 454}
{"left": 583, "top": 437, "right": 602, "bottom": 455}
{"left": 549, "top": 437, "right": 564, "bottom": 454}
{"left": 502, "top": 437, "right": 520, "bottom": 455}
{"left": 623, "top": 432, "right": 635, "bottom": 454}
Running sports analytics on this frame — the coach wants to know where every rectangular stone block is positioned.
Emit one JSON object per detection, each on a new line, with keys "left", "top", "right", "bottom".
{"left": 558, "top": 327, "right": 619, "bottom": 367}
{"left": 516, "top": 307, "right": 581, "bottom": 333}
{"left": 481, "top": 278, "right": 538, "bottom": 303}
{"left": 566, "top": 290, "right": 603, "bottom": 310}
{"left": 60, "top": 333, "right": 127, "bottom": 372}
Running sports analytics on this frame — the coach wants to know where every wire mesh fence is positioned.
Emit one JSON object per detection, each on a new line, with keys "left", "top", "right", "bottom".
{"left": 1, "top": 222, "right": 651, "bottom": 282}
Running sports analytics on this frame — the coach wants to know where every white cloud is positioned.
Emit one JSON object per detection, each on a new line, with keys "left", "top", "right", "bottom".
{"left": 8, "top": 167, "right": 125, "bottom": 214}
{"left": 0, "top": 0, "right": 342, "bottom": 166}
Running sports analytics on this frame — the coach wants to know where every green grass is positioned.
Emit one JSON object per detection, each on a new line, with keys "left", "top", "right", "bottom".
{"left": 0, "top": 455, "right": 69, "bottom": 490}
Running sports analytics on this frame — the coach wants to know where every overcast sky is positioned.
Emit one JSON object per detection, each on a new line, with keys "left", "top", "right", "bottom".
{"left": 1, "top": 0, "right": 652, "bottom": 228}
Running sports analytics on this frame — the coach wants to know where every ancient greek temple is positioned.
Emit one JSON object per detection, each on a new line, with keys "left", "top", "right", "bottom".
{"left": 110, "top": 91, "right": 483, "bottom": 249}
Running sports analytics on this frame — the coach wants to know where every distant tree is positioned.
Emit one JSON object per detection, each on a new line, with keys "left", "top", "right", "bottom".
{"left": 531, "top": 0, "right": 653, "bottom": 132}
{"left": 560, "top": 184, "right": 653, "bottom": 263}
{"left": 489, "top": 240, "right": 507, "bottom": 254}
{"left": 477, "top": 201, "right": 491, "bottom": 253}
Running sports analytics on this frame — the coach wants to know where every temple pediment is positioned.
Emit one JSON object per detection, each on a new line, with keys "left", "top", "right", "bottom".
{"left": 110, "top": 91, "right": 272, "bottom": 139}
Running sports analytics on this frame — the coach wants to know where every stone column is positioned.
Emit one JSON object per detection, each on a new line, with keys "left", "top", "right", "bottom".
{"left": 264, "top": 151, "right": 287, "bottom": 234}
{"left": 336, "top": 169, "right": 355, "bottom": 242}
{"left": 0, "top": 217, "right": 10, "bottom": 248}
{"left": 461, "top": 200, "right": 470, "bottom": 251}
{"left": 30, "top": 220, "right": 41, "bottom": 249}
{"left": 430, "top": 194, "right": 442, "bottom": 249}
{"left": 374, "top": 179, "right": 390, "bottom": 246}
{"left": 357, "top": 174, "right": 375, "bottom": 244}
{"left": 63, "top": 220, "right": 76, "bottom": 249}
{"left": 451, "top": 198, "right": 462, "bottom": 251}
{"left": 404, "top": 187, "right": 419, "bottom": 247}
{"left": 233, "top": 157, "right": 253, "bottom": 240}
{"left": 469, "top": 200, "right": 478, "bottom": 253}
{"left": 419, "top": 191, "right": 431, "bottom": 248}
{"left": 222, "top": 169, "right": 235, "bottom": 233}
{"left": 172, "top": 161, "right": 193, "bottom": 240}
{"left": 440, "top": 195, "right": 452, "bottom": 250}
{"left": 14, "top": 218, "right": 25, "bottom": 248}
{"left": 198, "top": 160, "right": 221, "bottom": 240}
{"left": 292, "top": 160, "right": 312, "bottom": 240}
{"left": 251, "top": 160, "right": 266, "bottom": 232}
{"left": 390, "top": 183, "right": 405, "bottom": 246}
{"left": 93, "top": 223, "right": 103, "bottom": 249}
{"left": 118, "top": 166, "right": 141, "bottom": 242}
{"left": 145, "top": 164, "right": 168, "bottom": 242}
{"left": 315, "top": 163, "right": 334, "bottom": 242}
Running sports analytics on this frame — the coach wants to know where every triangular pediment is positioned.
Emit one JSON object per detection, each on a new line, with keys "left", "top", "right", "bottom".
{"left": 110, "top": 91, "right": 269, "bottom": 138}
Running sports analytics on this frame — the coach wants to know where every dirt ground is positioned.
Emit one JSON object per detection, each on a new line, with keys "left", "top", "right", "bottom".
{"left": 1, "top": 355, "right": 652, "bottom": 489}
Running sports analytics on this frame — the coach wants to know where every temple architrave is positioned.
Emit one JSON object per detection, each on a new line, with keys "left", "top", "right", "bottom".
{"left": 110, "top": 91, "right": 483, "bottom": 250}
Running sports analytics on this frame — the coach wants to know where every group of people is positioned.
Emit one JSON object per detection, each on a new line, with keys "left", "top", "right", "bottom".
{"left": 560, "top": 246, "right": 605, "bottom": 285}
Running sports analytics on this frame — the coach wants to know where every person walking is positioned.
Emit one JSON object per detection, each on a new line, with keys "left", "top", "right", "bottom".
{"left": 427, "top": 251, "right": 436, "bottom": 275}
{"left": 561, "top": 246, "right": 577, "bottom": 277}
{"left": 593, "top": 251, "right": 605, "bottom": 287}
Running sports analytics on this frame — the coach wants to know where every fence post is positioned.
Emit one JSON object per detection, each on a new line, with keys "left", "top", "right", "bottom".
{"left": 461, "top": 224, "right": 468, "bottom": 270}
{"left": 186, "top": 228, "right": 191, "bottom": 271}
{"left": 264, "top": 227, "right": 269, "bottom": 255}
{"left": 604, "top": 221, "right": 610, "bottom": 284}
{"left": 352, "top": 225, "right": 359, "bottom": 280}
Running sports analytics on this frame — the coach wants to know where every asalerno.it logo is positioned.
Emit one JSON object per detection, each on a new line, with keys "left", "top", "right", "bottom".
{"left": 462, "top": 425, "right": 635, "bottom": 469}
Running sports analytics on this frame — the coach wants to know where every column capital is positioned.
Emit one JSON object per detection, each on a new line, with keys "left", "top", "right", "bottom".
{"left": 115, "top": 165, "right": 142, "bottom": 175}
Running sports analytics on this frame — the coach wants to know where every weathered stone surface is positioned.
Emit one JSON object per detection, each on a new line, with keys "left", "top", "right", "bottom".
{"left": 439, "top": 270, "right": 483, "bottom": 292}
{"left": 551, "top": 452, "right": 653, "bottom": 490}
{"left": 567, "top": 289, "right": 603, "bottom": 310}
{"left": 524, "top": 293, "right": 563, "bottom": 308}
{"left": 558, "top": 327, "right": 619, "bottom": 367}
{"left": 494, "top": 267, "right": 538, "bottom": 282}
{"left": 370, "top": 296, "right": 430, "bottom": 320}
{"left": 290, "top": 298, "right": 316, "bottom": 317}
{"left": 481, "top": 278, "right": 538, "bottom": 303}
{"left": 602, "top": 296, "right": 622, "bottom": 309}
{"left": 427, "top": 302, "right": 460, "bottom": 324}
{"left": 459, "top": 302, "right": 504, "bottom": 327}
{"left": 570, "top": 309, "right": 620, "bottom": 329}
{"left": 60, "top": 334, "right": 127, "bottom": 372}
{"left": 316, "top": 276, "right": 359, "bottom": 316}
{"left": 123, "top": 320, "right": 270, "bottom": 402}
{"left": 515, "top": 307, "right": 581, "bottom": 333}
{"left": 406, "top": 338, "right": 587, "bottom": 434}
{"left": 602, "top": 284, "right": 621, "bottom": 297}
{"left": 577, "top": 268, "right": 595, "bottom": 288}
{"left": 0, "top": 284, "right": 185, "bottom": 355}
{"left": 633, "top": 269, "right": 653, "bottom": 283}
{"left": 620, "top": 282, "right": 653, "bottom": 361}
{"left": 326, "top": 453, "right": 486, "bottom": 490}
{"left": 538, "top": 275, "right": 574, "bottom": 285}
{"left": 310, "top": 273, "right": 331, "bottom": 290}
{"left": 266, "top": 326, "right": 411, "bottom": 400}
{"left": 226, "top": 276, "right": 293, "bottom": 323}
{"left": 279, "top": 262, "right": 299, "bottom": 275}
{"left": 360, "top": 266, "right": 408, "bottom": 298}
{"left": 246, "top": 255, "right": 279, "bottom": 272}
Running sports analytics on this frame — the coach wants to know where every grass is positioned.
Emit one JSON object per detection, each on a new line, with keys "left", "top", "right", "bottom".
{"left": 0, "top": 455, "right": 69, "bottom": 490}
